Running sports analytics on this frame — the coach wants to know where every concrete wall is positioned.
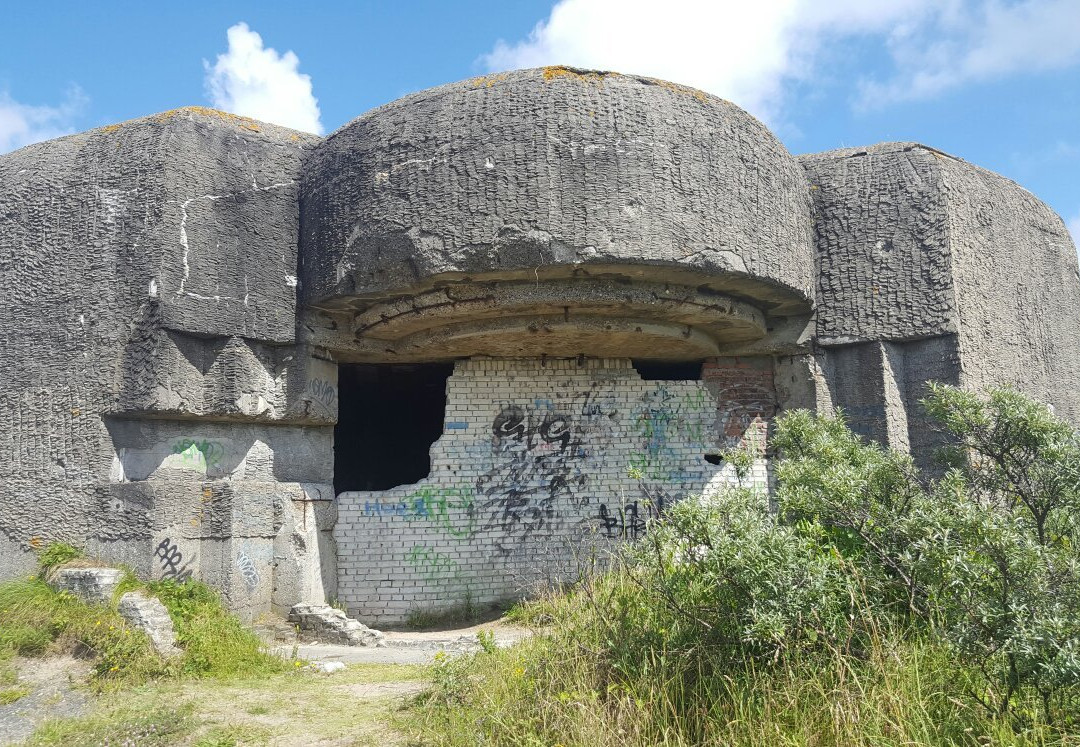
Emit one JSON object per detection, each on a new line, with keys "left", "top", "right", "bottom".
{"left": 334, "top": 357, "right": 770, "bottom": 625}
{"left": 940, "top": 158, "right": 1080, "bottom": 424}
{"left": 0, "top": 108, "right": 332, "bottom": 619}
{"left": 301, "top": 68, "right": 814, "bottom": 317}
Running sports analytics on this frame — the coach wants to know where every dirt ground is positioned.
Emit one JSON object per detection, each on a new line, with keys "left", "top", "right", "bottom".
{"left": 0, "top": 624, "right": 527, "bottom": 746}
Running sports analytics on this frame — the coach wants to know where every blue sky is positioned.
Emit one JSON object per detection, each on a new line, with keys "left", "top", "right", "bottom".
{"left": 2, "top": 0, "right": 1078, "bottom": 245}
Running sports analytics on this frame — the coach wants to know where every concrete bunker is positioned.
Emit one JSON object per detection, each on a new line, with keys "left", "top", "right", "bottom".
{"left": 2, "top": 68, "right": 1078, "bottom": 627}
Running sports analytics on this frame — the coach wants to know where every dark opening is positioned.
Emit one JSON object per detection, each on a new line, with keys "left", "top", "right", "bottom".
{"left": 334, "top": 363, "right": 453, "bottom": 493}
{"left": 632, "top": 360, "right": 703, "bottom": 381}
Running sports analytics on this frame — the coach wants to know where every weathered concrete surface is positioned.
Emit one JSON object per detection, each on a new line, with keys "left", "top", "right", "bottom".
{"left": 299, "top": 66, "right": 815, "bottom": 361}
{"left": 939, "top": 156, "right": 1080, "bottom": 425}
{"left": 0, "top": 107, "right": 331, "bottom": 619}
{"left": 801, "top": 142, "right": 1080, "bottom": 467}
{"left": 117, "top": 591, "right": 182, "bottom": 658}
{"left": 49, "top": 567, "right": 124, "bottom": 605}
{"left": 2, "top": 71, "right": 1080, "bottom": 626}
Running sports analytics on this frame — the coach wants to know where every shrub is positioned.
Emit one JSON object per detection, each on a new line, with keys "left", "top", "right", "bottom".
{"left": 767, "top": 385, "right": 1080, "bottom": 721}
{"left": 415, "top": 384, "right": 1080, "bottom": 743}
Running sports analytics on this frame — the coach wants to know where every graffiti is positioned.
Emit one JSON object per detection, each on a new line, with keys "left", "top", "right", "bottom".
{"left": 406, "top": 544, "right": 461, "bottom": 581}
{"left": 235, "top": 550, "right": 260, "bottom": 592}
{"left": 631, "top": 385, "right": 710, "bottom": 481}
{"left": 476, "top": 405, "right": 591, "bottom": 553}
{"left": 170, "top": 439, "right": 225, "bottom": 471}
{"left": 597, "top": 502, "right": 647, "bottom": 539}
{"left": 362, "top": 487, "right": 475, "bottom": 537}
{"left": 155, "top": 537, "right": 195, "bottom": 582}
{"left": 307, "top": 377, "right": 337, "bottom": 412}
{"left": 597, "top": 490, "right": 668, "bottom": 540}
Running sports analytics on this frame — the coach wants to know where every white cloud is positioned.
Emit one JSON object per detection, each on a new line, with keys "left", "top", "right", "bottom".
{"left": 204, "top": 22, "right": 322, "bottom": 134}
{"left": 1067, "top": 212, "right": 1080, "bottom": 251}
{"left": 858, "top": 0, "right": 1080, "bottom": 107}
{"left": 480, "top": 0, "right": 1080, "bottom": 122}
{"left": 0, "top": 86, "right": 87, "bottom": 154}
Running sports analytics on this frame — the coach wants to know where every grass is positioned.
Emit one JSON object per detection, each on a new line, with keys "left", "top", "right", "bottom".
{"left": 0, "top": 684, "right": 31, "bottom": 704}
{"left": 28, "top": 663, "right": 427, "bottom": 746}
{"left": 0, "top": 543, "right": 426, "bottom": 745}
{"left": 0, "top": 569, "right": 288, "bottom": 686}
{"left": 411, "top": 578, "right": 1079, "bottom": 746}
{"left": 28, "top": 703, "right": 196, "bottom": 746}
{"left": 0, "top": 577, "right": 167, "bottom": 684}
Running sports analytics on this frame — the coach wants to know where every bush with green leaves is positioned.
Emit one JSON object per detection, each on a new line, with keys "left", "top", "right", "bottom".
{"left": 772, "top": 384, "right": 1080, "bottom": 721}
{"left": 416, "top": 384, "right": 1080, "bottom": 743}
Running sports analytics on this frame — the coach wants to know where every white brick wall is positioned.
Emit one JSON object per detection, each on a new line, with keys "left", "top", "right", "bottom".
{"left": 334, "top": 358, "right": 766, "bottom": 624}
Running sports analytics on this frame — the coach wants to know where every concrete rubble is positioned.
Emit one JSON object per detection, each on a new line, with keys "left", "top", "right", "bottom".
{"left": 117, "top": 591, "right": 182, "bottom": 658}
{"left": 50, "top": 567, "right": 124, "bottom": 605}
{"left": 288, "top": 603, "right": 387, "bottom": 647}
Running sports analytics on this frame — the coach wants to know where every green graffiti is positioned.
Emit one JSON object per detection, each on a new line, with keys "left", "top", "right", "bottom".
{"left": 406, "top": 486, "right": 476, "bottom": 538}
{"left": 170, "top": 439, "right": 225, "bottom": 470}
{"left": 406, "top": 544, "right": 462, "bottom": 581}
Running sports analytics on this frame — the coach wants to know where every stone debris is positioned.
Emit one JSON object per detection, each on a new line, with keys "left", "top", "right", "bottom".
{"left": 49, "top": 567, "right": 123, "bottom": 605}
{"left": 309, "top": 660, "right": 346, "bottom": 673}
{"left": 117, "top": 592, "right": 182, "bottom": 658}
{"left": 288, "top": 603, "right": 387, "bottom": 647}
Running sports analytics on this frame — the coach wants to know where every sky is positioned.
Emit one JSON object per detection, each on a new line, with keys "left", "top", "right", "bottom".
{"left": 1, "top": 0, "right": 1078, "bottom": 247}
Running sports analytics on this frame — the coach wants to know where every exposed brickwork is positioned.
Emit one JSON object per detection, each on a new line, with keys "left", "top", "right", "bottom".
{"left": 334, "top": 357, "right": 770, "bottom": 625}
{"left": 702, "top": 357, "right": 776, "bottom": 456}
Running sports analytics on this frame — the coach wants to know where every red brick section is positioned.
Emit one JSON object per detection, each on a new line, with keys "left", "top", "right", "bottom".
{"left": 702, "top": 357, "right": 776, "bottom": 455}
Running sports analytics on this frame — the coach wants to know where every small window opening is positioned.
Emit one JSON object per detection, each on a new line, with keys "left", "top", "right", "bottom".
{"left": 334, "top": 363, "right": 452, "bottom": 493}
{"left": 632, "top": 360, "right": 703, "bottom": 381}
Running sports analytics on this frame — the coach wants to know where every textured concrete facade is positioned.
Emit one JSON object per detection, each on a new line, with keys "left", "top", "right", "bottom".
{"left": 2, "top": 68, "right": 1078, "bottom": 623}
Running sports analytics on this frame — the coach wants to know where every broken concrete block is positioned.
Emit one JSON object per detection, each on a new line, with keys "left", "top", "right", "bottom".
{"left": 117, "top": 591, "right": 182, "bottom": 658}
{"left": 50, "top": 567, "right": 124, "bottom": 605}
{"left": 288, "top": 603, "right": 386, "bottom": 647}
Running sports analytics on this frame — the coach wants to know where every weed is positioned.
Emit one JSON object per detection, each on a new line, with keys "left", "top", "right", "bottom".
{"left": 0, "top": 684, "right": 30, "bottom": 704}
{"left": 405, "top": 593, "right": 505, "bottom": 630}
{"left": 36, "top": 542, "right": 83, "bottom": 575}
{"left": 27, "top": 703, "right": 194, "bottom": 746}
{"left": 148, "top": 579, "right": 288, "bottom": 679}
{"left": 0, "top": 578, "right": 166, "bottom": 683}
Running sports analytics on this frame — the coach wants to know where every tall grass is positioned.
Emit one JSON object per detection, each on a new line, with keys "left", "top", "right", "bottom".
{"left": 415, "top": 571, "right": 1071, "bottom": 746}
{"left": 0, "top": 555, "right": 289, "bottom": 686}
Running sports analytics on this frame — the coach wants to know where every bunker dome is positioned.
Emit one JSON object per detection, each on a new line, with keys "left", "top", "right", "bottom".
{"left": 300, "top": 68, "right": 814, "bottom": 362}
{"left": 1, "top": 67, "right": 1078, "bottom": 626}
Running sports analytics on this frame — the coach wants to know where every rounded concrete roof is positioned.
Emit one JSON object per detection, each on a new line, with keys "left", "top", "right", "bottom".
{"left": 301, "top": 68, "right": 813, "bottom": 305}
{"left": 300, "top": 68, "right": 814, "bottom": 360}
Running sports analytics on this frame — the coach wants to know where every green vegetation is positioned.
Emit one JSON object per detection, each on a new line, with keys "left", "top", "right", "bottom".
{"left": 413, "top": 385, "right": 1080, "bottom": 745}
{"left": 0, "top": 577, "right": 166, "bottom": 683}
{"left": 27, "top": 663, "right": 426, "bottom": 746}
{"left": 0, "top": 545, "right": 423, "bottom": 744}
{"left": 27, "top": 703, "right": 195, "bottom": 747}
{"left": 0, "top": 555, "right": 287, "bottom": 687}
{"left": 404, "top": 592, "right": 508, "bottom": 630}
{"left": 36, "top": 542, "right": 84, "bottom": 575}
{"left": 147, "top": 579, "right": 288, "bottom": 679}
